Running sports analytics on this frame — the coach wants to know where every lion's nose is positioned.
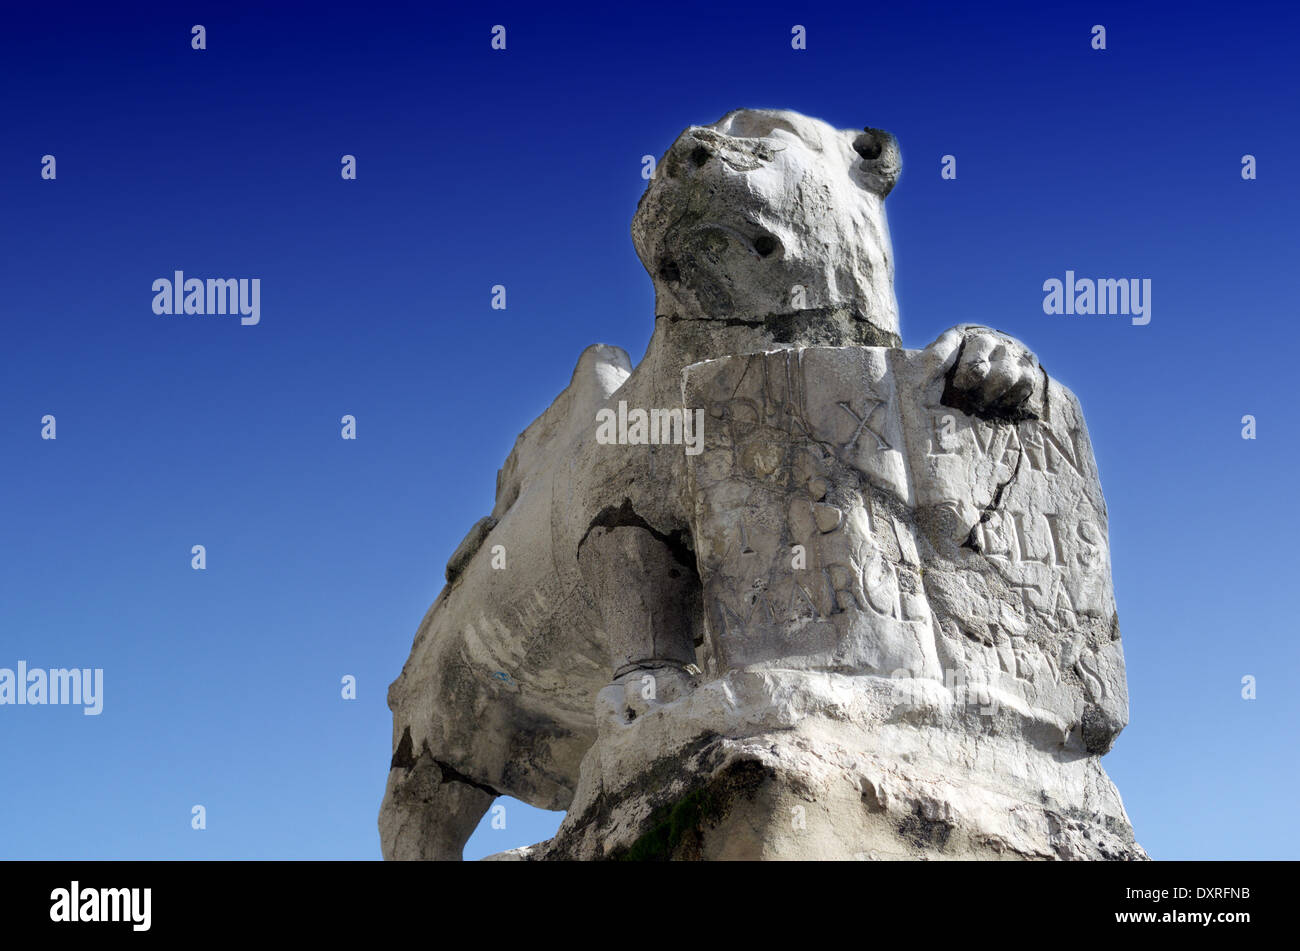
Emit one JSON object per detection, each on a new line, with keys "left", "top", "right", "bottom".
{"left": 853, "top": 130, "right": 884, "bottom": 160}
{"left": 851, "top": 127, "right": 901, "bottom": 197}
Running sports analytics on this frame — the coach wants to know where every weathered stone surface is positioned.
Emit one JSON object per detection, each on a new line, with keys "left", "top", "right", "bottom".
{"left": 631, "top": 110, "right": 902, "bottom": 341}
{"left": 537, "top": 671, "right": 1141, "bottom": 861}
{"left": 382, "top": 109, "right": 1141, "bottom": 861}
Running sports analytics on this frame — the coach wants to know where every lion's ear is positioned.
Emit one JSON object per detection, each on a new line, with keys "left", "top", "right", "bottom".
{"left": 852, "top": 128, "right": 901, "bottom": 198}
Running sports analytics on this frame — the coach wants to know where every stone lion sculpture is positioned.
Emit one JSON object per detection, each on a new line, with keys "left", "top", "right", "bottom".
{"left": 380, "top": 108, "right": 1143, "bottom": 861}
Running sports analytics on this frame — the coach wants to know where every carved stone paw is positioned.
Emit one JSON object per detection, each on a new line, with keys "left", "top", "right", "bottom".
{"left": 932, "top": 326, "right": 1043, "bottom": 422}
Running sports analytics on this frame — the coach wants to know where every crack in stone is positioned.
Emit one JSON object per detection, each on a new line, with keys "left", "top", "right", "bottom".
{"left": 389, "top": 726, "right": 503, "bottom": 797}
{"left": 433, "top": 756, "right": 503, "bottom": 798}
{"left": 960, "top": 448, "right": 1024, "bottom": 553}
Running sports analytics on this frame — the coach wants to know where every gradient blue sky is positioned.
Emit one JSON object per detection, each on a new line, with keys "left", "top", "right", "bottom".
{"left": 2, "top": 1, "right": 1295, "bottom": 860}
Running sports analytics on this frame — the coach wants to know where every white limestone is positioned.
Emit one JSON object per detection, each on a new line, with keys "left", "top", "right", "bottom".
{"left": 381, "top": 109, "right": 1143, "bottom": 861}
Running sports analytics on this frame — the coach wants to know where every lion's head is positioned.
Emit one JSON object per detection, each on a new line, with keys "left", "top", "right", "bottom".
{"left": 632, "top": 108, "right": 902, "bottom": 341}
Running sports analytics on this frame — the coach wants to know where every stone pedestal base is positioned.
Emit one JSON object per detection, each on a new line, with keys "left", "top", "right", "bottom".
{"left": 509, "top": 670, "right": 1144, "bottom": 861}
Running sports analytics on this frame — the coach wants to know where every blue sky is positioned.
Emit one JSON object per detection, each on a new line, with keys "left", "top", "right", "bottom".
{"left": 1, "top": 0, "right": 1295, "bottom": 860}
